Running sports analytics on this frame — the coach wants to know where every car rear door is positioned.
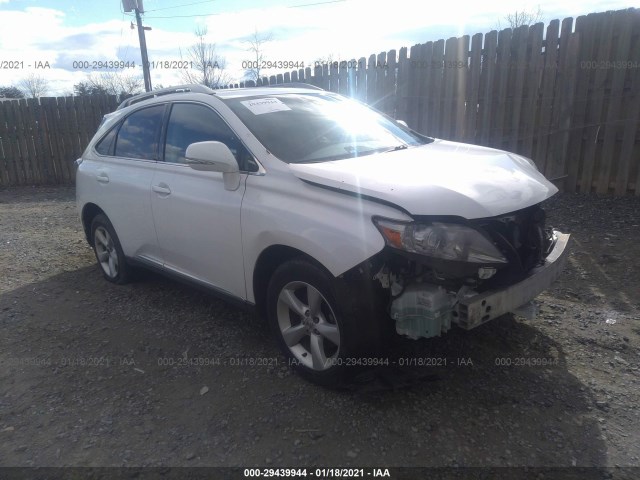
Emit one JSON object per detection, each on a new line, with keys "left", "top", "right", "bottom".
{"left": 150, "top": 101, "right": 251, "bottom": 300}
{"left": 85, "top": 104, "right": 166, "bottom": 264}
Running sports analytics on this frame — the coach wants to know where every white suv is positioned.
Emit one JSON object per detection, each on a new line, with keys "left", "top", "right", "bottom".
{"left": 76, "top": 84, "right": 570, "bottom": 385}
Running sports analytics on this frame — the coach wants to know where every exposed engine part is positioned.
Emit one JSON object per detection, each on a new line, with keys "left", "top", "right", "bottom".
{"left": 373, "top": 265, "right": 391, "bottom": 288}
{"left": 390, "top": 283, "right": 454, "bottom": 339}
{"left": 390, "top": 277, "right": 403, "bottom": 297}
{"left": 477, "top": 267, "right": 497, "bottom": 279}
{"left": 474, "top": 204, "right": 555, "bottom": 287}
{"left": 373, "top": 264, "right": 405, "bottom": 298}
{"left": 456, "top": 285, "right": 479, "bottom": 302}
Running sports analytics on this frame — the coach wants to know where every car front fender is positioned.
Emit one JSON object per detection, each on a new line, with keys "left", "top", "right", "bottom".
{"left": 241, "top": 174, "right": 412, "bottom": 303}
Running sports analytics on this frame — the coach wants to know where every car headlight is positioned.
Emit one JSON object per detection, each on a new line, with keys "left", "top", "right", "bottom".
{"left": 373, "top": 218, "right": 508, "bottom": 264}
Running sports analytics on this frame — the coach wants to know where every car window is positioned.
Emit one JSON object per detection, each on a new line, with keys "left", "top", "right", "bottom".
{"left": 164, "top": 102, "right": 257, "bottom": 172}
{"left": 114, "top": 105, "right": 165, "bottom": 160}
{"left": 95, "top": 126, "right": 117, "bottom": 156}
{"left": 223, "top": 93, "right": 431, "bottom": 164}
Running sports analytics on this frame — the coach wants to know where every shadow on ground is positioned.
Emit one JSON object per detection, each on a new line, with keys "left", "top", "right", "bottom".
{"left": 0, "top": 264, "right": 608, "bottom": 470}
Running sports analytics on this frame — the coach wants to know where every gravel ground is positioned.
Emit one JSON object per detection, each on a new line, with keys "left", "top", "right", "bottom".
{"left": 0, "top": 186, "right": 639, "bottom": 477}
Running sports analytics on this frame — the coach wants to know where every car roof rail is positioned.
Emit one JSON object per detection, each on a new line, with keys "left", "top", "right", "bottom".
{"left": 266, "top": 82, "right": 323, "bottom": 91}
{"left": 116, "top": 84, "right": 214, "bottom": 110}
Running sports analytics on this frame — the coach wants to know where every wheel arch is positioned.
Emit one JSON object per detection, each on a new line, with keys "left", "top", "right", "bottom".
{"left": 252, "top": 244, "right": 329, "bottom": 320}
{"left": 81, "top": 203, "right": 106, "bottom": 244}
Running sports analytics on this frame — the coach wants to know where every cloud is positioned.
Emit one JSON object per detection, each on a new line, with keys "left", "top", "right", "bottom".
{"left": 0, "top": 6, "right": 159, "bottom": 93}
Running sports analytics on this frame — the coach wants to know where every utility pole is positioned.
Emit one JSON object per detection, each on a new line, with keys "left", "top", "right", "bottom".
{"left": 123, "top": 0, "right": 152, "bottom": 92}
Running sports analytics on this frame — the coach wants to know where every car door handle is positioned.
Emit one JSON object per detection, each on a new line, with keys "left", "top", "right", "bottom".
{"left": 96, "top": 172, "right": 109, "bottom": 183}
{"left": 152, "top": 183, "right": 171, "bottom": 195}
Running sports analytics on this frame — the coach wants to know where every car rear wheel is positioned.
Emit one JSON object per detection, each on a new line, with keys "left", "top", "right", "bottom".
{"left": 90, "top": 214, "right": 130, "bottom": 284}
{"left": 267, "top": 259, "right": 382, "bottom": 386}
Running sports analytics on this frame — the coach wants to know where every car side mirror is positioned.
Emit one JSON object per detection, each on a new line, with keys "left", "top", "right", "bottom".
{"left": 185, "top": 141, "right": 241, "bottom": 191}
{"left": 396, "top": 119, "right": 409, "bottom": 128}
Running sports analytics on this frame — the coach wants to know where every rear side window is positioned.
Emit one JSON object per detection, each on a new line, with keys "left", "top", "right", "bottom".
{"left": 164, "top": 102, "right": 257, "bottom": 171}
{"left": 115, "top": 105, "right": 165, "bottom": 160}
{"left": 95, "top": 127, "right": 117, "bottom": 155}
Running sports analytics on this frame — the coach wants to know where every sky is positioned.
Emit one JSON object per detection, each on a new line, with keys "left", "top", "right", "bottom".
{"left": 0, "top": 0, "right": 635, "bottom": 95}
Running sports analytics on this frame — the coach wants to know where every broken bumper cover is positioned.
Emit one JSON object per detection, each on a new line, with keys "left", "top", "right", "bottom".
{"left": 455, "top": 231, "right": 571, "bottom": 330}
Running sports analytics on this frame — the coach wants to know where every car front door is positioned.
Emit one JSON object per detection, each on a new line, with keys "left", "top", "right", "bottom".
{"left": 150, "top": 102, "right": 251, "bottom": 299}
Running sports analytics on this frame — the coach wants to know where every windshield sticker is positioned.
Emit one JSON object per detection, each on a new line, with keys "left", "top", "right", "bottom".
{"left": 240, "top": 98, "right": 291, "bottom": 115}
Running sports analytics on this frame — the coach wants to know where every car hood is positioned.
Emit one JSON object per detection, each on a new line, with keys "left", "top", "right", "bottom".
{"left": 288, "top": 139, "right": 558, "bottom": 219}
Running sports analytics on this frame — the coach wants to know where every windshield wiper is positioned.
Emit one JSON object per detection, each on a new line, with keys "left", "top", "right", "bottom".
{"left": 379, "top": 144, "right": 409, "bottom": 154}
{"left": 294, "top": 144, "right": 411, "bottom": 164}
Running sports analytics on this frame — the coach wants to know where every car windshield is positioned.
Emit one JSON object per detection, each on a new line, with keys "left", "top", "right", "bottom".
{"left": 223, "top": 93, "right": 432, "bottom": 163}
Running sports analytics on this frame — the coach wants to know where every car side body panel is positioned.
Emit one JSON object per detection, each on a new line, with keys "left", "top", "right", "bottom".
{"left": 241, "top": 161, "right": 412, "bottom": 303}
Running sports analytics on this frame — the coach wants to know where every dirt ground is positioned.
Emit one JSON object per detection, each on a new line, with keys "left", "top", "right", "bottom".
{"left": 0, "top": 186, "right": 639, "bottom": 477}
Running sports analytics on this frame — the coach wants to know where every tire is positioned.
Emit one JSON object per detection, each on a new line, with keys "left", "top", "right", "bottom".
{"left": 266, "top": 258, "right": 385, "bottom": 386}
{"left": 90, "top": 213, "right": 131, "bottom": 285}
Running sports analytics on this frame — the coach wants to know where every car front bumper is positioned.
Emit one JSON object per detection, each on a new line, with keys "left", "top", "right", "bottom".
{"left": 455, "top": 231, "right": 571, "bottom": 329}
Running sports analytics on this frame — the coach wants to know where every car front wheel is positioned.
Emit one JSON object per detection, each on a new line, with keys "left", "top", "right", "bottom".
{"left": 266, "top": 259, "right": 381, "bottom": 386}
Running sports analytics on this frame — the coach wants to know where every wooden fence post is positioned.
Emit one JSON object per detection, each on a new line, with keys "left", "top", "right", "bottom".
{"left": 578, "top": 12, "right": 614, "bottom": 193}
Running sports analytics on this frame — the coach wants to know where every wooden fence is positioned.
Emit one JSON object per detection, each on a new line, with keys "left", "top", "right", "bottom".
{"left": 227, "top": 8, "right": 640, "bottom": 195}
{"left": 1, "top": 7, "right": 638, "bottom": 194}
{"left": 0, "top": 95, "right": 119, "bottom": 186}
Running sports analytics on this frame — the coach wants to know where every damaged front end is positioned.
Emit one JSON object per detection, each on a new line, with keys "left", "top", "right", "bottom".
{"left": 371, "top": 204, "right": 571, "bottom": 339}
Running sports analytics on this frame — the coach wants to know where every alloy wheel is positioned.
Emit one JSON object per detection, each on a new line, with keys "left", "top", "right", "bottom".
{"left": 276, "top": 281, "right": 341, "bottom": 371}
{"left": 94, "top": 226, "right": 119, "bottom": 279}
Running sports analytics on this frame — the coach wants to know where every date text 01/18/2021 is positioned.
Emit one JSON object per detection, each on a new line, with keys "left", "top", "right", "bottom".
{"left": 244, "top": 468, "right": 391, "bottom": 477}
{"left": 289, "top": 357, "right": 474, "bottom": 368}
{"left": 152, "top": 356, "right": 473, "bottom": 368}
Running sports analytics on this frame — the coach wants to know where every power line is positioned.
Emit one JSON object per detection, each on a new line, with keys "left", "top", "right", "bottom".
{"left": 122, "top": 22, "right": 135, "bottom": 63}
{"left": 116, "top": 2, "right": 137, "bottom": 63}
{"left": 143, "top": 0, "right": 217, "bottom": 13}
{"left": 140, "top": 11, "right": 220, "bottom": 18}
{"left": 289, "top": 0, "right": 345, "bottom": 8}
{"left": 140, "top": 0, "right": 346, "bottom": 19}
{"left": 116, "top": 11, "right": 125, "bottom": 59}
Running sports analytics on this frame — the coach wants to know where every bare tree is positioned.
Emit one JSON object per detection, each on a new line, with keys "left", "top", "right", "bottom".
{"left": 497, "top": 5, "right": 543, "bottom": 30}
{"left": 243, "top": 28, "right": 273, "bottom": 82}
{"left": 86, "top": 72, "right": 144, "bottom": 96}
{"left": 19, "top": 73, "right": 49, "bottom": 98}
{"left": 180, "top": 26, "right": 230, "bottom": 88}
